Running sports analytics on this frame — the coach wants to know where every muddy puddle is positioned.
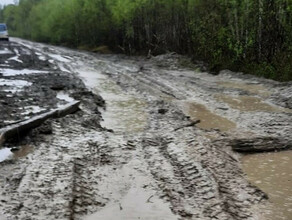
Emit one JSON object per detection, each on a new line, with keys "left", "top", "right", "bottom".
{"left": 13, "top": 145, "right": 34, "bottom": 159}
{"left": 77, "top": 67, "right": 148, "bottom": 133}
{"left": 181, "top": 102, "right": 236, "bottom": 132}
{"left": 242, "top": 151, "right": 292, "bottom": 220}
{"left": 217, "top": 81, "right": 271, "bottom": 97}
{"left": 215, "top": 94, "right": 292, "bottom": 113}
{"left": 0, "top": 145, "right": 33, "bottom": 162}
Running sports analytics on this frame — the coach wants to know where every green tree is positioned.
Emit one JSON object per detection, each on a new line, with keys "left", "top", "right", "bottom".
{"left": 0, "top": 0, "right": 291, "bottom": 81}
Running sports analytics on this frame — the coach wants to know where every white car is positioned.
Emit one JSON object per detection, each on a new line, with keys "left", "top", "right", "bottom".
{"left": 0, "top": 23, "right": 9, "bottom": 41}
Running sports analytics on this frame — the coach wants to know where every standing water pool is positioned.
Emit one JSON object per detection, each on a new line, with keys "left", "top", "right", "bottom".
{"left": 242, "top": 151, "right": 292, "bottom": 220}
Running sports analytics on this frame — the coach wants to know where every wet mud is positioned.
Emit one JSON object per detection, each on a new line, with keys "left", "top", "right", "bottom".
{"left": 0, "top": 41, "right": 103, "bottom": 131}
{"left": 0, "top": 38, "right": 291, "bottom": 220}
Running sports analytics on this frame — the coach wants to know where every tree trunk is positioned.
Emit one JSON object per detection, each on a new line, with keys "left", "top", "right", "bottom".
{"left": 0, "top": 101, "right": 80, "bottom": 145}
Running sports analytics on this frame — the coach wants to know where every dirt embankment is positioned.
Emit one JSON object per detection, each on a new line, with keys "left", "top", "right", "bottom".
{"left": 0, "top": 42, "right": 104, "bottom": 130}
{"left": 0, "top": 40, "right": 107, "bottom": 220}
{"left": 0, "top": 39, "right": 291, "bottom": 220}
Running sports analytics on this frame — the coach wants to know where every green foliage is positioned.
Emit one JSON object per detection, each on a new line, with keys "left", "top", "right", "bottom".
{"left": 0, "top": 0, "right": 291, "bottom": 81}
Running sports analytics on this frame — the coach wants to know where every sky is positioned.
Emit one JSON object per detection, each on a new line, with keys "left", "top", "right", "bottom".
{"left": 1, "top": 0, "right": 17, "bottom": 6}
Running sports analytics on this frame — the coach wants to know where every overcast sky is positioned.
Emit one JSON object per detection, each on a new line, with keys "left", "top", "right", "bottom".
{"left": 1, "top": 0, "right": 17, "bottom": 6}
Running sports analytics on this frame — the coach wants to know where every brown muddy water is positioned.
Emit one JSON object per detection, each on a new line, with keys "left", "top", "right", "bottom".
{"left": 242, "top": 151, "right": 292, "bottom": 220}
{"left": 13, "top": 145, "right": 33, "bottom": 159}
{"left": 181, "top": 102, "right": 236, "bottom": 132}
{"left": 215, "top": 94, "right": 292, "bottom": 113}
{"left": 216, "top": 81, "right": 271, "bottom": 97}
{"left": 77, "top": 67, "right": 148, "bottom": 133}
{"left": 180, "top": 98, "right": 291, "bottom": 220}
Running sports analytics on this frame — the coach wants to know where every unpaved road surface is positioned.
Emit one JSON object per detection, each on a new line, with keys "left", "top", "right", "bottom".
{"left": 0, "top": 38, "right": 291, "bottom": 220}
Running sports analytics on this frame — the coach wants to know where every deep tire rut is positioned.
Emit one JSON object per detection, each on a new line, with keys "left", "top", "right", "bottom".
{"left": 1, "top": 39, "right": 291, "bottom": 220}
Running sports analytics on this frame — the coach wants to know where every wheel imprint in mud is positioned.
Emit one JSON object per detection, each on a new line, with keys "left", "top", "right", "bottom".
{"left": 1, "top": 39, "right": 291, "bottom": 220}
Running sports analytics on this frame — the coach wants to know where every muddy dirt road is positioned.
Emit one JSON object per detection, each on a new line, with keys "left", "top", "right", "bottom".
{"left": 0, "top": 38, "right": 291, "bottom": 220}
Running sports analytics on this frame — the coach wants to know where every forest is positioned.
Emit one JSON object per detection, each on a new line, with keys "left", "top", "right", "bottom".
{"left": 0, "top": 0, "right": 291, "bottom": 81}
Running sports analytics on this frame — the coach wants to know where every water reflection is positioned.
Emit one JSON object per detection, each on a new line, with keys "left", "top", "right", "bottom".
{"left": 0, "top": 145, "right": 33, "bottom": 163}
{"left": 0, "top": 148, "right": 13, "bottom": 162}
